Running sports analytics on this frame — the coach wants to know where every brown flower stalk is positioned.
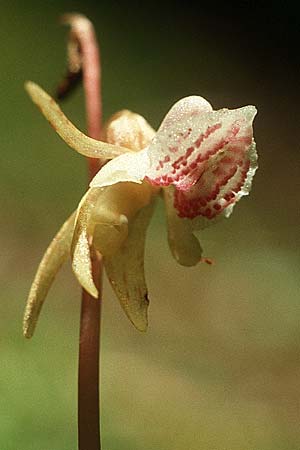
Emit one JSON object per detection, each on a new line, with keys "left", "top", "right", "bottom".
{"left": 58, "top": 14, "right": 103, "bottom": 450}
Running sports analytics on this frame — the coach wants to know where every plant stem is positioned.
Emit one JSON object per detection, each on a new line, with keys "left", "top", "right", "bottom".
{"left": 78, "top": 250, "right": 102, "bottom": 450}
{"left": 78, "top": 21, "right": 103, "bottom": 450}
{"left": 58, "top": 14, "right": 104, "bottom": 450}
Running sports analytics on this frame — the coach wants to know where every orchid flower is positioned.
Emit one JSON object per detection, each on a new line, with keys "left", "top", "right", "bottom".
{"left": 23, "top": 81, "right": 257, "bottom": 337}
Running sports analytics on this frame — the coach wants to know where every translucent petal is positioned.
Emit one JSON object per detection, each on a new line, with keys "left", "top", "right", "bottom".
{"left": 90, "top": 149, "right": 150, "bottom": 188}
{"left": 175, "top": 139, "right": 258, "bottom": 220}
{"left": 71, "top": 189, "right": 101, "bottom": 298}
{"left": 23, "top": 212, "right": 76, "bottom": 338}
{"left": 145, "top": 96, "right": 256, "bottom": 194}
{"left": 104, "top": 110, "right": 155, "bottom": 151}
{"left": 92, "top": 182, "right": 155, "bottom": 255}
{"left": 72, "top": 182, "right": 156, "bottom": 296}
{"left": 104, "top": 201, "right": 156, "bottom": 331}
{"left": 163, "top": 186, "right": 202, "bottom": 266}
{"left": 220, "top": 140, "right": 258, "bottom": 218}
{"left": 25, "top": 81, "right": 129, "bottom": 159}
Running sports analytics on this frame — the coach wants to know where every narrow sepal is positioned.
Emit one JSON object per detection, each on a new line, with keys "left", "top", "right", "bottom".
{"left": 163, "top": 186, "right": 202, "bottom": 266}
{"left": 71, "top": 189, "right": 100, "bottom": 298}
{"left": 104, "top": 201, "right": 155, "bottom": 331}
{"left": 23, "top": 212, "right": 76, "bottom": 338}
{"left": 25, "top": 81, "right": 129, "bottom": 159}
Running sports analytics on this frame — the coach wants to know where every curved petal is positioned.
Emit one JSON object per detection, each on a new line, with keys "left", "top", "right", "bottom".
{"left": 104, "top": 200, "right": 156, "bottom": 332}
{"left": 72, "top": 182, "right": 156, "bottom": 296}
{"left": 71, "top": 188, "right": 101, "bottom": 298}
{"left": 104, "top": 110, "right": 155, "bottom": 151}
{"left": 23, "top": 212, "right": 76, "bottom": 338}
{"left": 90, "top": 108, "right": 157, "bottom": 189}
{"left": 222, "top": 141, "right": 258, "bottom": 217}
{"left": 175, "top": 140, "right": 258, "bottom": 220}
{"left": 90, "top": 149, "right": 150, "bottom": 188}
{"left": 163, "top": 186, "right": 202, "bottom": 266}
{"left": 145, "top": 96, "right": 256, "bottom": 195}
{"left": 91, "top": 182, "right": 155, "bottom": 255}
{"left": 25, "top": 81, "right": 130, "bottom": 159}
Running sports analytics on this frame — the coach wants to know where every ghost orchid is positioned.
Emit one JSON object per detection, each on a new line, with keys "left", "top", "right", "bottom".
{"left": 23, "top": 81, "right": 257, "bottom": 337}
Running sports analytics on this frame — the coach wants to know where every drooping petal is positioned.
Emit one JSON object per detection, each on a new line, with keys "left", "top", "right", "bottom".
{"left": 72, "top": 182, "right": 156, "bottom": 296}
{"left": 71, "top": 189, "right": 100, "bottom": 298}
{"left": 104, "top": 201, "right": 156, "bottom": 332}
{"left": 25, "top": 81, "right": 130, "bottom": 159}
{"left": 71, "top": 186, "right": 128, "bottom": 298}
{"left": 145, "top": 96, "right": 256, "bottom": 195}
{"left": 163, "top": 186, "right": 202, "bottom": 266}
{"left": 90, "top": 149, "right": 150, "bottom": 188}
{"left": 92, "top": 181, "right": 155, "bottom": 252}
{"left": 23, "top": 212, "right": 76, "bottom": 338}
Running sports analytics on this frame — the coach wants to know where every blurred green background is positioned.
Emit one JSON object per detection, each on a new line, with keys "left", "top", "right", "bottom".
{"left": 1, "top": 1, "right": 299, "bottom": 449}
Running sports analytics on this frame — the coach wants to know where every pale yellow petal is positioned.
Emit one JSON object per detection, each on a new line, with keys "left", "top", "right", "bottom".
{"left": 104, "top": 201, "right": 155, "bottom": 332}
{"left": 104, "top": 109, "right": 155, "bottom": 151}
{"left": 90, "top": 149, "right": 150, "bottom": 188}
{"left": 163, "top": 186, "right": 202, "bottom": 266}
{"left": 23, "top": 212, "right": 76, "bottom": 338}
{"left": 71, "top": 189, "right": 100, "bottom": 298}
{"left": 71, "top": 185, "right": 132, "bottom": 296}
{"left": 72, "top": 182, "right": 158, "bottom": 300}
{"left": 92, "top": 181, "right": 155, "bottom": 256}
{"left": 25, "top": 81, "right": 130, "bottom": 159}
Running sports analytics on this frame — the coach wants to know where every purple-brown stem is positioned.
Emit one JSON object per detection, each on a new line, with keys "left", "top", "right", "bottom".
{"left": 78, "top": 250, "right": 102, "bottom": 450}
{"left": 59, "top": 14, "right": 104, "bottom": 450}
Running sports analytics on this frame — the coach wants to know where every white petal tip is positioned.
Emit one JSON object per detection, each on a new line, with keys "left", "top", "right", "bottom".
{"left": 242, "top": 105, "right": 257, "bottom": 122}
{"left": 75, "top": 272, "right": 98, "bottom": 299}
{"left": 24, "top": 80, "right": 43, "bottom": 100}
{"left": 72, "top": 262, "right": 99, "bottom": 299}
{"left": 87, "top": 285, "right": 99, "bottom": 298}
